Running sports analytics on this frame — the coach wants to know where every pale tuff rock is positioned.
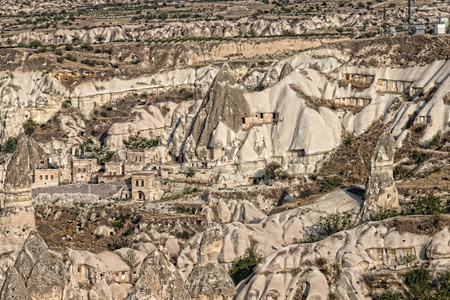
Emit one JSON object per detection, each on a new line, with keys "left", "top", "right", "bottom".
{"left": 4, "top": 134, "right": 47, "bottom": 193}
{"left": 198, "top": 223, "right": 223, "bottom": 265}
{"left": 177, "top": 188, "right": 363, "bottom": 273}
{"left": 0, "top": 266, "right": 31, "bottom": 300}
{"left": 234, "top": 217, "right": 447, "bottom": 300}
{"left": 125, "top": 248, "right": 190, "bottom": 300}
{"left": 0, "top": 231, "right": 67, "bottom": 300}
{"left": 216, "top": 199, "right": 267, "bottom": 224}
{"left": 359, "top": 130, "right": 399, "bottom": 221}
{"left": 189, "top": 65, "right": 251, "bottom": 160}
{"left": 278, "top": 62, "right": 294, "bottom": 82}
{"left": 185, "top": 262, "right": 236, "bottom": 300}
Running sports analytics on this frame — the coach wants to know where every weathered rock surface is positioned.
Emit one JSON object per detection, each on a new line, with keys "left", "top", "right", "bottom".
{"left": 185, "top": 262, "right": 236, "bottom": 300}
{"left": 125, "top": 248, "right": 190, "bottom": 300}
{"left": 0, "top": 231, "right": 66, "bottom": 300}
{"left": 359, "top": 130, "right": 399, "bottom": 221}
{"left": 178, "top": 188, "right": 363, "bottom": 274}
{"left": 235, "top": 216, "right": 450, "bottom": 300}
{"left": 189, "top": 65, "right": 251, "bottom": 160}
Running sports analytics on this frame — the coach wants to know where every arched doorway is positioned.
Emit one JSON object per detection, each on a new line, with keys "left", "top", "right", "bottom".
{"left": 138, "top": 191, "right": 145, "bottom": 201}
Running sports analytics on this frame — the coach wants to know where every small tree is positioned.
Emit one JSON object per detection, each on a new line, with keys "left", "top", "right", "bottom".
{"left": 123, "top": 132, "right": 158, "bottom": 149}
{"left": 410, "top": 193, "right": 443, "bottom": 215}
{"left": 247, "top": 28, "right": 257, "bottom": 37}
{"left": 320, "top": 213, "right": 353, "bottom": 237}
{"left": 264, "top": 162, "right": 289, "bottom": 180}
{"left": 410, "top": 150, "right": 425, "bottom": 164}
{"left": 229, "top": 249, "right": 262, "bottom": 285}
{"left": 322, "top": 175, "right": 343, "bottom": 191}
{"left": 428, "top": 134, "right": 441, "bottom": 148}
{"left": 29, "top": 40, "right": 43, "bottom": 48}
{"left": 124, "top": 249, "right": 141, "bottom": 272}
{"left": 23, "top": 118, "right": 37, "bottom": 135}
{"left": 95, "top": 35, "right": 106, "bottom": 43}
{"left": 4, "top": 137, "right": 18, "bottom": 153}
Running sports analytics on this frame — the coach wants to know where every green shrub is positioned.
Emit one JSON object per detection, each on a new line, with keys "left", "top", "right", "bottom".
{"left": 29, "top": 40, "right": 43, "bottom": 48}
{"left": 410, "top": 193, "right": 443, "bottom": 215}
{"left": 315, "top": 257, "right": 327, "bottom": 267}
{"left": 65, "top": 53, "right": 77, "bottom": 62}
{"left": 95, "top": 35, "right": 106, "bottom": 43}
{"left": 176, "top": 230, "right": 192, "bottom": 239}
{"left": 404, "top": 267, "right": 434, "bottom": 297}
{"left": 229, "top": 249, "right": 262, "bottom": 285}
{"left": 264, "top": 162, "right": 289, "bottom": 180}
{"left": 176, "top": 205, "right": 196, "bottom": 214}
{"left": 81, "top": 43, "right": 93, "bottom": 51}
{"left": 414, "top": 125, "right": 426, "bottom": 133}
{"left": 123, "top": 132, "right": 158, "bottom": 149}
{"left": 320, "top": 213, "right": 353, "bottom": 236}
{"left": 61, "top": 100, "right": 71, "bottom": 108}
{"left": 410, "top": 150, "right": 425, "bottom": 164}
{"left": 428, "top": 134, "right": 441, "bottom": 148}
{"left": 186, "top": 167, "right": 196, "bottom": 178}
{"left": 23, "top": 118, "right": 37, "bottom": 135}
{"left": 124, "top": 249, "right": 141, "bottom": 271}
{"left": 343, "top": 136, "right": 353, "bottom": 146}
{"left": 371, "top": 208, "right": 399, "bottom": 221}
{"left": 322, "top": 175, "right": 343, "bottom": 191}
{"left": 64, "top": 44, "right": 73, "bottom": 51}
{"left": 4, "top": 137, "right": 18, "bottom": 153}
{"left": 54, "top": 48, "right": 63, "bottom": 56}
{"left": 81, "top": 59, "right": 95, "bottom": 66}
{"left": 247, "top": 28, "right": 257, "bottom": 37}
{"left": 371, "top": 290, "right": 406, "bottom": 300}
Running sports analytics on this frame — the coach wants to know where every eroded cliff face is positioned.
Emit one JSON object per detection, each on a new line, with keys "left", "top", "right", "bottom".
{"left": 1, "top": 36, "right": 449, "bottom": 180}
{"left": 189, "top": 66, "right": 251, "bottom": 160}
{"left": 235, "top": 216, "right": 450, "bottom": 300}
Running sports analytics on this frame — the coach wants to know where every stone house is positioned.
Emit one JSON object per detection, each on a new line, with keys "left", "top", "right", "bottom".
{"left": 33, "top": 168, "right": 60, "bottom": 188}
{"left": 98, "top": 252, "right": 131, "bottom": 283}
{"left": 104, "top": 162, "right": 124, "bottom": 176}
{"left": 72, "top": 157, "right": 99, "bottom": 184}
{"left": 242, "top": 112, "right": 279, "bottom": 130}
{"left": 131, "top": 172, "right": 163, "bottom": 201}
{"left": 68, "top": 249, "right": 108, "bottom": 285}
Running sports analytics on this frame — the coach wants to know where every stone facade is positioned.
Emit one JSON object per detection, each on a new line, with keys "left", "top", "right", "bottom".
{"left": 104, "top": 162, "right": 124, "bottom": 176}
{"left": 131, "top": 172, "right": 163, "bottom": 201}
{"left": 72, "top": 158, "right": 98, "bottom": 184}
{"left": 33, "top": 168, "right": 59, "bottom": 188}
{"left": 242, "top": 112, "right": 279, "bottom": 130}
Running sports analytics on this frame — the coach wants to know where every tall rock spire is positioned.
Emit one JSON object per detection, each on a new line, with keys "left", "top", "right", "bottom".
{"left": 359, "top": 130, "right": 399, "bottom": 221}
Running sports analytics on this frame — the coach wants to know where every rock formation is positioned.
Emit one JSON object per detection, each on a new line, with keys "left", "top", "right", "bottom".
{"left": 185, "top": 262, "right": 236, "bottom": 300}
{"left": 125, "top": 248, "right": 190, "bottom": 300}
{"left": 189, "top": 65, "right": 251, "bottom": 160}
{"left": 0, "top": 231, "right": 67, "bottom": 300}
{"left": 235, "top": 216, "right": 450, "bottom": 299}
{"left": 359, "top": 130, "right": 399, "bottom": 221}
{"left": 2, "top": 134, "right": 47, "bottom": 207}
